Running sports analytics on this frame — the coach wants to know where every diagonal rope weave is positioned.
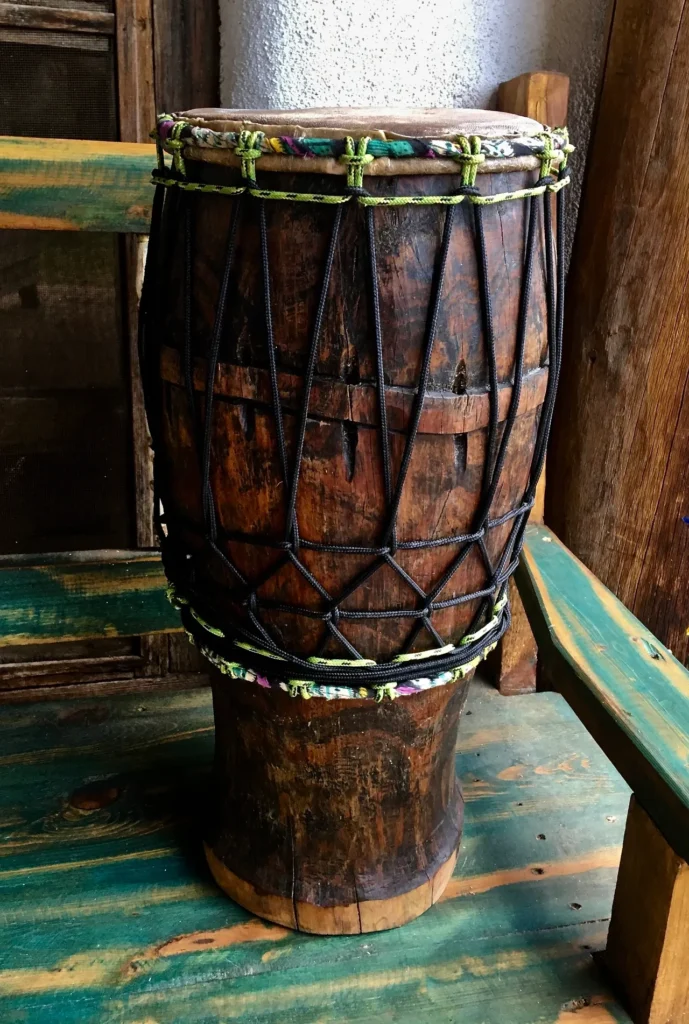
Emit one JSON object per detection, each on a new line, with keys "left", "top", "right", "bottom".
{"left": 139, "top": 132, "right": 570, "bottom": 699}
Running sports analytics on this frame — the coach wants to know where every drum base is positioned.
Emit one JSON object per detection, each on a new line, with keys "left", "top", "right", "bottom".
{"left": 204, "top": 840, "right": 460, "bottom": 935}
{"left": 206, "top": 670, "right": 468, "bottom": 934}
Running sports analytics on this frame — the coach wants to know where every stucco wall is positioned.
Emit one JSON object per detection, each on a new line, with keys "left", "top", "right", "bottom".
{"left": 219, "top": 0, "right": 611, "bottom": 234}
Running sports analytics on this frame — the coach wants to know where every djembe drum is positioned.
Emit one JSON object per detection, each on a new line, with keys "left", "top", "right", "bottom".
{"left": 139, "top": 108, "right": 571, "bottom": 934}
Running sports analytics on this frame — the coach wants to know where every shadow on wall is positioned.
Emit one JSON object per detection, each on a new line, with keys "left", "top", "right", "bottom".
{"left": 541, "top": 0, "right": 613, "bottom": 258}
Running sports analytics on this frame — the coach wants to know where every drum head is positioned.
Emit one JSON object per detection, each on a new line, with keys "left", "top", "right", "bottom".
{"left": 176, "top": 107, "right": 545, "bottom": 141}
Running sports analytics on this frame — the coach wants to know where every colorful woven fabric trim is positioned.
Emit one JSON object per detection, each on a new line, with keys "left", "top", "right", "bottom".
{"left": 199, "top": 645, "right": 470, "bottom": 702}
{"left": 155, "top": 115, "right": 573, "bottom": 165}
{"left": 167, "top": 584, "right": 502, "bottom": 701}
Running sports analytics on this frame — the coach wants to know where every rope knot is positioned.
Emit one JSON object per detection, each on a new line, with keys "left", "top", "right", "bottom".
{"left": 288, "top": 679, "right": 314, "bottom": 699}
{"left": 555, "top": 126, "right": 574, "bottom": 171}
{"left": 454, "top": 135, "right": 485, "bottom": 187}
{"left": 340, "top": 137, "right": 374, "bottom": 189}
{"left": 537, "top": 130, "right": 557, "bottom": 179}
{"left": 374, "top": 682, "right": 398, "bottom": 703}
{"left": 165, "top": 582, "right": 188, "bottom": 610}
{"left": 236, "top": 130, "right": 264, "bottom": 183}
{"left": 168, "top": 121, "right": 189, "bottom": 176}
{"left": 324, "top": 607, "right": 341, "bottom": 627}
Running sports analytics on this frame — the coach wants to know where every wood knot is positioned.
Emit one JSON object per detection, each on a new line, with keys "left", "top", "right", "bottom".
{"left": 69, "top": 781, "right": 121, "bottom": 811}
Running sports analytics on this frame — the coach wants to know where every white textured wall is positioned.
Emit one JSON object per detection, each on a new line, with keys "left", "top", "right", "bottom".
{"left": 219, "top": 0, "right": 610, "bottom": 234}
{"left": 221, "top": 0, "right": 605, "bottom": 110}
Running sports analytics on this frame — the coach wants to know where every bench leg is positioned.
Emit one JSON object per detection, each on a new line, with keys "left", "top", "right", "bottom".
{"left": 490, "top": 476, "right": 544, "bottom": 696}
{"left": 605, "top": 796, "right": 689, "bottom": 1023}
{"left": 488, "top": 577, "right": 538, "bottom": 695}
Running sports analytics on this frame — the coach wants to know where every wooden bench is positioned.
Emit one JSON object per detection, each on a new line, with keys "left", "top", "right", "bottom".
{"left": 2, "top": 133, "right": 689, "bottom": 1023}
{"left": 518, "top": 526, "right": 689, "bottom": 1024}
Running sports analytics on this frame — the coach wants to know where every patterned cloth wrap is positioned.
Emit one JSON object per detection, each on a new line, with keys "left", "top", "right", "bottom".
{"left": 202, "top": 647, "right": 464, "bottom": 703}
{"left": 156, "top": 116, "right": 571, "bottom": 164}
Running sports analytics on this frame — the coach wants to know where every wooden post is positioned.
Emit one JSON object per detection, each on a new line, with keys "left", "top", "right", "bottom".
{"left": 547, "top": 0, "right": 689, "bottom": 669}
{"left": 115, "top": 0, "right": 156, "bottom": 145}
{"left": 490, "top": 70, "right": 569, "bottom": 696}
{"left": 605, "top": 797, "right": 689, "bottom": 1024}
{"left": 115, "top": 0, "right": 171, "bottom": 676}
{"left": 498, "top": 70, "right": 570, "bottom": 130}
{"left": 116, "top": 0, "right": 219, "bottom": 685}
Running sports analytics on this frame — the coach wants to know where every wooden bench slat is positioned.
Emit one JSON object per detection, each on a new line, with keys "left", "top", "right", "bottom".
{"left": 517, "top": 524, "right": 689, "bottom": 861}
{"left": 0, "top": 136, "right": 156, "bottom": 232}
{"left": 0, "top": 553, "right": 181, "bottom": 645}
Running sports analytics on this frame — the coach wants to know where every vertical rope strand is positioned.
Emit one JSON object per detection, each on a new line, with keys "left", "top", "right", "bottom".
{"left": 525, "top": 185, "right": 561, "bottom": 490}
{"left": 473, "top": 203, "right": 500, "bottom": 493}
{"left": 483, "top": 196, "right": 538, "bottom": 507}
{"left": 382, "top": 204, "right": 457, "bottom": 545}
{"left": 366, "top": 206, "right": 394, "bottom": 544}
{"left": 509, "top": 179, "right": 566, "bottom": 567}
{"left": 260, "top": 199, "right": 294, "bottom": 534}
{"left": 201, "top": 198, "right": 243, "bottom": 532}
{"left": 283, "top": 205, "right": 344, "bottom": 545}
{"left": 182, "top": 196, "right": 198, "bottom": 446}
{"left": 198, "top": 196, "right": 247, "bottom": 586}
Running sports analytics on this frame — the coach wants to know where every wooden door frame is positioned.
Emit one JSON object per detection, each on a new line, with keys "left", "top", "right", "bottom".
{"left": 0, "top": 0, "right": 217, "bottom": 698}
{"left": 115, "top": 0, "right": 220, "bottom": 684}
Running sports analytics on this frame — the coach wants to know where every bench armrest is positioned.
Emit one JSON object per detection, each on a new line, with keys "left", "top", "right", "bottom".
{"left": 516, "top": 524, "right": 689, "bottom": 862}
{"left": 0, "top": 552, "right": 180, "bottom": 647}
{"left": 0, "top": 135, "right": 156, "bottom": 232}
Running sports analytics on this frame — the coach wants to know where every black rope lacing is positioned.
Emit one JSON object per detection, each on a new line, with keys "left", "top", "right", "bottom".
{"left": 138, "top": 160, "right": 567, "bottom": 688}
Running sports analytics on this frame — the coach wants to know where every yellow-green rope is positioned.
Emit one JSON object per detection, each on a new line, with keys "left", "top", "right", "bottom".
{"left": 250, "top": 188, "right": 350, "bottom": 204}
{"left": 166, "top": 583, "right": 505, "bottom": 701}
{"left": 151, "top": 173, "right": 571, "bottom": 207}
{"left": 152, "top": 175, "right": 245, "bottom": 196}
{"left": 340, "top": 136, "right": 374, "bottom": 188}
{"left": 454, "top": 134, "right": 485, "bottom": 187}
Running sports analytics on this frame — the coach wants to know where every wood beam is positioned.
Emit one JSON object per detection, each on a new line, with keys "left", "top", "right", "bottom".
{"left": 490, "top": 69, "right": 569, "bottom": 696}
{"left": 516, "top": 524, "right": 689, "bottom": 864}
{"left": 606, "top": 798, "right": 689, "bottom": 1024}
{"left": 0, "top": 552, "right": 181, "bottom": 646}
{"left": 0, "top": 135, "right": 155, "bottom": 232}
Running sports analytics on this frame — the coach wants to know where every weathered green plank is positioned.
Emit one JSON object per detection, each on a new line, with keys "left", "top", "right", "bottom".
{"left": 0, "top": 135, "right": 157, "bottom": 232}
{"left": 0, "top": 552, "right": 182, "bottom": 645}
{"left": 517, "top": 524, "right": 689, "bottom": 860}
{"left": 0, "top": 681, "right": 631, "bottom": 1022}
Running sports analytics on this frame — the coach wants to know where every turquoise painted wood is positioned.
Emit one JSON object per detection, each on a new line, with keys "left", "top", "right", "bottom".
{"left": 0, "top": 553, "right": 182, "bottom": 646}
{"left": 0, "top": 680, "right": 631, "bottom": 1023}
{"left": 0, "top": 135, "right": 157, "bottom": 232}
{"left": 517, "top": 524, "right": 689, "bottom": 858}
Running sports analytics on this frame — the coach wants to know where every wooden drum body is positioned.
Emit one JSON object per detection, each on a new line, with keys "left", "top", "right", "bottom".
{"left": 141, "top": 108, "right": 570, "bottom": 933}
